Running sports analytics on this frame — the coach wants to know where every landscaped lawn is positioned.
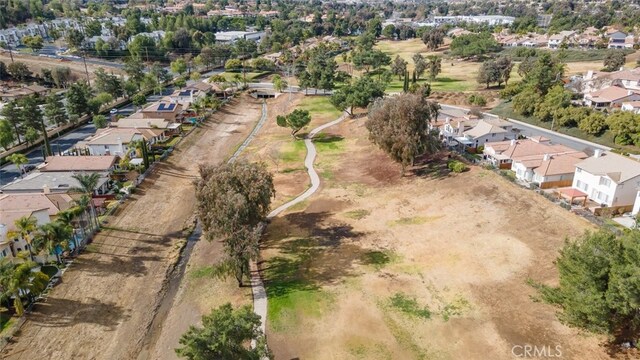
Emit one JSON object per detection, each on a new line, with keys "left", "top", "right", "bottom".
{"left": 217, "top": 71, "right": 271, "bottom": 82}
{"left": 297, "top": 96, "right": 342, "bottom": 121}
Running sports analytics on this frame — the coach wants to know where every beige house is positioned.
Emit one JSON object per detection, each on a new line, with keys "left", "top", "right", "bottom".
{"left": 583, "top": 86, "right": 640, "bottom": 109}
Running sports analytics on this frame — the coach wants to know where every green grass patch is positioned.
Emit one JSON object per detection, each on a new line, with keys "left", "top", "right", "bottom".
{"left": 440, "top": 295, "right": 471, "bottom": 321}
{"left": 298, "top": 96, "right": 342, "bottom": 119}
{"left": 386, "top": 77, "right": 473, "bottom": 93}
{"left": 264, "top": 243, "right": 335, "bottom": 332}
{"left": 344, "top": 209, "right": 371, "bottom": 220}
{"left": 286, "top": 199, "right": 309, "bottom": 212}
{"left": 361, "top": 249, "right": 398, "bottom": 270}
{"left": 280, "top": 166, "right": 305, "bottom": 174}
{"left": 389, "top": 292, "right": 432, "bottom": 319}
{"left": 387, "top": 215, "right": 443, "bottom": 226}
{"left": 0, "top": 315, "right": 14, "bottom": 333}
{"left": 313, "top": 133, "right": 345, "bottom": 153}
{"left": 218, "top": 71, "right": 270, "bottom": 82}
{"left": 190, "top": 265, "right": 217, "bottom": 279}
{"left": 279, "top": 140, "right": 306, "bottom": 163}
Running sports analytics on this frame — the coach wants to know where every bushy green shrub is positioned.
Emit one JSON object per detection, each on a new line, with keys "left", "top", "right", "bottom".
{"left": 447, "top": 160, "right": 468, "bottom": 173}
{"left": 467, "top": 94, "right": 487, "bottom": 106}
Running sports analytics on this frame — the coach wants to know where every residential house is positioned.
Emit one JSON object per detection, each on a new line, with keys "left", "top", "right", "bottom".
{"left": 39, "top": 155, "right": 118, "bottom": 174}
{"left": 115, "top": 115, "right": 182, "bottom": 136}
{"left": 572, "top": 150, "right": 640, "bottom": 210}
{"left": 582, "top": 68, "right": 640, "bottom": 93}
{"left": 140, "top": 101, "right": 185, "bottom": 122}
{"left": 512, "top": 152, "right": 588, "bottom": 188}
{"left": 83, "top": 127, "right": 163, "bottom": 157}
{"left": 0, "top": 85, "right": 50, "bottom": 101}
{"left": 127, "top": 30, "right": 166, "bottom": 44}
{"left": 548, "top": 30, "right": 575, "bottom": 49}
{"left": 84, "top": 35, "right": 126, "bottom": 50}
{"left": 483, "top": 137, "right": 583, "bottom": 171}
{"left": 0, "top": 193, "right": 75, "bottom": 260}
{"left": 443, "top": 116, "right": 514, "bottom": 148}
{"left": 607, "top": 30, "right": 628, "bottom": 49}
{"left": 214, "top": 30, "right": 266, "bottom": 44}
{"left": 621, "top": 101, "right": 640, "bottom": 113}
{"left": 459, "top": 119, "right": 515, "bottom": 149}
{"left": 0, "top": 171, "right": 111, "bottom": 195}
{"left": 583, "top": 85, "right": 640, "bottom": 109}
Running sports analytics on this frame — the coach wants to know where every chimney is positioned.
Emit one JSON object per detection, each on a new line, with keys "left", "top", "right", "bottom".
{"left": 117, "top": 137, "right": 124, "bottom": 155}
{"left": 510, "top": 139, "right": 516, "bottom": 146}
{"left": 629, "top": 90, "right": 633, "bottom": 96}
{"left": 43, "top": 184, "right": 50, "bottom": 194}
{"left": 457, "top": 121, "right": 463, "bottom": 135}
{"left": 594, "top": 149, "right": 603, "bottom": 158}
{"left": 445, "top": 117, "right": 450, "bottom": 124}
{"left": 543, "top": 153, "right": 550, "bottom": 161}
{"left": 586, "top": 70, "right": 593, "bottom": 79}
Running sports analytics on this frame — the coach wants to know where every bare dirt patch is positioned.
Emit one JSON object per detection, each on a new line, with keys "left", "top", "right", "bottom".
{"left": 0, "top": 52, "right": 125, "bottom": 80}
{"left": 258, "top": 113, "right": 611, "bottom": 360}
{"left": 1, "top": 95, "right": 262, "bottom": 360}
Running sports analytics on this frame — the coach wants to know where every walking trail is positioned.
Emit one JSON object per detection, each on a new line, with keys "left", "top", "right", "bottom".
{"left": 250, "top": 111, "right": 350, "bottom": 338}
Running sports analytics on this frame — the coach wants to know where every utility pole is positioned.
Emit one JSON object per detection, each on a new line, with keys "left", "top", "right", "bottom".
{"left": 82, "top": 50, "right": 90, "bottom": 85}
{"left": 8, "top": 43, "right": 14, "bottom": 63}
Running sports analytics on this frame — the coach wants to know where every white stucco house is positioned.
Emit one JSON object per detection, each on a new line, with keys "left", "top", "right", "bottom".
{"left": 572, "top": 150, "right": 640, "bottom": 208}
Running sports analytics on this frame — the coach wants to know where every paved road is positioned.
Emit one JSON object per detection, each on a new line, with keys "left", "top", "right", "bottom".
{"left": 0, "top": 123, "right": 97, "bottom": 186}
{"left": 250, "top": 111, "right": 349, "bottom": 340}
{"left": 439, "top": 104, "right": 609, "bottom": 154}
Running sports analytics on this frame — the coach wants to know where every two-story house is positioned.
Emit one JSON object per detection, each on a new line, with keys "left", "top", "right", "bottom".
{"left": 572, "top": 150, "right": 640, "bottom": 210}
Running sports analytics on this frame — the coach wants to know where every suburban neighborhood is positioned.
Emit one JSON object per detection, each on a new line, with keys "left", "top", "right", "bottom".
{"left": 2, "top": 0, "right": 640, "bottom": 359}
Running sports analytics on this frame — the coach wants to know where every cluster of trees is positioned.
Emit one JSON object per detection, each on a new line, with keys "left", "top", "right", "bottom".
{"left": 536, "top": 229, "right": 640, "bottom": 344}
{"left": 296, "top": 43, "right": 339, "bottom": 94}
{"left": 449, "top": 32, "right": 501, "bottom": 58}
{"left": 330, "top": 76, "right": 386, "bottom": 116}
{"left": 476, "top": 56, "right": 513, "bottom": 88}
{"left": 195, "top": 161, "right": 275, "bottom": 287}
{"left": 366, "top": 92, "right": 440, "bottom": 174}
{"left": 602, "top": 51, "right": 626, "bottom": 72}
{"left": 503, "top": 52, "right": 640, "bottom": 145}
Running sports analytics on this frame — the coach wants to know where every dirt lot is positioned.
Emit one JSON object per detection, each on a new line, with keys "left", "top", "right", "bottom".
{"left": 255, "top": 114, "right": 611, "bottom": 359}
{"left": 0, "top": 52, "right": 124, "bottom": 80}
{"left": 1, "top": 95, "right": 262, "bottom": 360}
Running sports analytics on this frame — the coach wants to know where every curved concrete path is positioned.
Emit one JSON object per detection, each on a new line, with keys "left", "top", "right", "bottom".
{"left": 250, "top": 111, "right": 349, "bottom": 340}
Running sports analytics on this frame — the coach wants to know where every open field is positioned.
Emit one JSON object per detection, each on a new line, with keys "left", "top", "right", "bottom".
{"left": 245, "top": 107, "right": 611, "bottom": 359}
{"left": 1, "top": 95, "right": 262, "bottom": 360}
{"left": 366, "top": 39, "right": 627, "bottom": 93}
{"left": 0, "top": 52, "right": 125, "bottom": 80}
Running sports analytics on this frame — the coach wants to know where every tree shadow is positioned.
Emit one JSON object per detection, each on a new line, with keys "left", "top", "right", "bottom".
{"left": 435, "top": 77, "right": 464, "bottom": 83}
{"left": 411, "top": 155, "right": 452, "bottom": 180}
{"left": 26, "top": 297, "right": 130, "bottom": 329}
{"left": 72, "top": 252, "right": 164, "bottom": 277}
{"left": 312, "top": 135, "right": 344, "bottom": 144}
{"left": 261, "top": 211, "right": 367, "bottom": 297}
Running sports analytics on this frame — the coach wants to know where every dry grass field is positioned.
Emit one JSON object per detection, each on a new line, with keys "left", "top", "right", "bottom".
{"left": 242, "top": 98, "right": 612, "bottom": 360}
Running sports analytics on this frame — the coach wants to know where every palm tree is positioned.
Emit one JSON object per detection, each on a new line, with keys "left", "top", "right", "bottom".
{"left": 32, "top": 222, "right": 73, "bottom": 264}
{"left": 10, "top": 216, "right": 37, "bottom": 261}
{"left": 0, "top": 259, "right": 49, "bottom": 316}
{"left": 74, "top": 194, "right": 94, "bottom": 238}
{"left": 71, "top": 172, "right": 101, "bottom": 230}
{"left": 56, "top": 210, "right": 80, "bottom": 251}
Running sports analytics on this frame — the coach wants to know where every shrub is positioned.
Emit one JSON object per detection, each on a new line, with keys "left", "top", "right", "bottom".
{"left": 447, "top": 160, "right": 468, "bottom": 173}
{"left": 468, "top": 94, "right": 487, "bottom": 106}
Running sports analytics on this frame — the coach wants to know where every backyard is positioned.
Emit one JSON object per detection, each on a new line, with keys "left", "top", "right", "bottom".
{"left": 241, "top": 100, "right": 612, "bottom": 359}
